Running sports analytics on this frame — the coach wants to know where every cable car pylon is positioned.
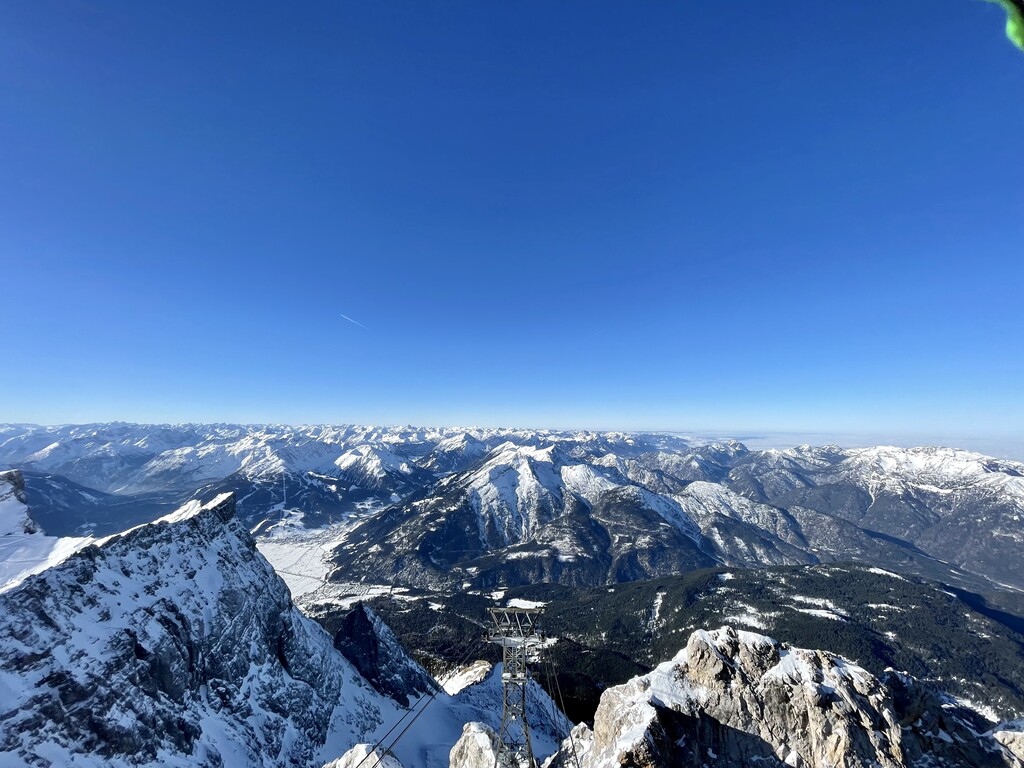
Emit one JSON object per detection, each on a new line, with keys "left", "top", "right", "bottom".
{"left": 486, "top": 606, "right": 545, "bottom": 768}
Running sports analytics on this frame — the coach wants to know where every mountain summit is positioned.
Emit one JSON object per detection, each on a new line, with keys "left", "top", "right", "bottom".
{"left": 0, "top": 493, "right": 396, "bottom": 766}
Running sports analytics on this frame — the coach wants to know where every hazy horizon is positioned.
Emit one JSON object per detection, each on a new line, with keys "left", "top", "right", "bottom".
{"left": 4, "top": 420, "right": 1023, "bottom": 463}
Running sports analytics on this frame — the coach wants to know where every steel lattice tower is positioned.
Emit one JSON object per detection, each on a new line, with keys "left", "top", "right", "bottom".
{"left": 487, "top": 607, "right": 544, "bottom": 768}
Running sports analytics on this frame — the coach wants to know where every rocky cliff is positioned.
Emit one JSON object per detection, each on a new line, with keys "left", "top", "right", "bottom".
{"left": 542, "top": 627, "right": 1024, "bottom": 768}
{"left": 0, "top": 493, "right": 393, "bottom": 767}
{"left": 0, "top": 469, "right": 36, "bottom": 534}
{"left": 332, "top": 603, "right": 439, "bottom": 706}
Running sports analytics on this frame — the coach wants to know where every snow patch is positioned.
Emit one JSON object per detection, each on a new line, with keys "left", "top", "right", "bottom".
{"left": 507, "top": 598, "right": 547, "bottom": 610}
{"left": 866, "top": 567, "right": 906, "bottom": 581}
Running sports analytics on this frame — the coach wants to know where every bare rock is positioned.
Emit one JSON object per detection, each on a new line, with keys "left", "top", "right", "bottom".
{"left": 546, "top": 626, "right": 1023, "bottom": 768}
{"left": 992, "top": 723, "right": 1024, "bottom": 765}
{"left": 449, "top": 722, "right": 502, "bottom": 768}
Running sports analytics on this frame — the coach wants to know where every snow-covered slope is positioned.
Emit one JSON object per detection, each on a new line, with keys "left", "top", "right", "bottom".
{"left": 419, "top": 434, "right": 488, "bottom": 475}
{"left": 675, "top": 481, "right": 816, "bottom": 566}
{"left": 0, "top": 424, "right": 686, "bottom": 497}
{"left": 0, "top": 469, "right": 93, "bottom": 592}
{"left": 0, "top": 425, "right": 691, "bottom": 535}
{"left": 732, "top": 445, "right": 1024, "bottom": 587}
{"left": 333, "top": 443, "right": 431, "bottom": 495}
{"left": 327, "top": 434, "right": 1024, "bottom": 590}
{"left": 464, "top": 443, "right": 565, "bottom": 545}
{"left": 322, "top": 605, "right": 572, "bottom": 768}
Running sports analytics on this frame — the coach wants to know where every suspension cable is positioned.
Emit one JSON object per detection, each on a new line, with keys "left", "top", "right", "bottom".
{"left": 260, "top": 520, "right": 515, "bottom": 766}
{"left": 358, "top": 637, "right": 488, "bottom": 768}
{"left": 258, "top": 561, "right": 467, "bottom": 768}
{"left": 550, "top": 661, "right": 583, "bottom": 768}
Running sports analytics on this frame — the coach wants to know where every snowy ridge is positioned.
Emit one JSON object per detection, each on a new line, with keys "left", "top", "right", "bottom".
{"left": 450, "top": 441, "right": 700, "bottom": 546}
{"left": 839, "top": 445, "right": 1024, "bottom": 491}
{"left": 335, "top": 444, "right": 417, "bottom": 484}
{"left": 328, "top": 439, "right": 720, "bottom": 589}
{"left": 420, "top": 434, "right": 488, "bottom": 475}
{"left": 0, "top": 424, "right": 689, "bottom": 496}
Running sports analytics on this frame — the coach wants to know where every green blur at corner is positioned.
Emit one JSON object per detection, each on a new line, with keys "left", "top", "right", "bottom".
{"left": 986, "top": 0, "right": 1024, "bottom": 51}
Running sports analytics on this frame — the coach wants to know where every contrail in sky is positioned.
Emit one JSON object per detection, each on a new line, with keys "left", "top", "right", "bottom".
{"left": 339, "top": 313, "right": 368, "bottom": 330}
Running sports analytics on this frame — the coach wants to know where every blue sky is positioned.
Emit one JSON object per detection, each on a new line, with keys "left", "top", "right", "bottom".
{"left": 1, "top": 1, "right": 1022, "bottom": 446}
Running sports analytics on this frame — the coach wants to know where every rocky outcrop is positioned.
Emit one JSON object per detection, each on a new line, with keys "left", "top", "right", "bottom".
{"left": 448, "top": 722, "right": 502, "bottom": 768}
{"left": 0, "top": 487, "right": 582, "bottom": 767}
{"left": 544, "top": 627, "right": 1024, "bottom": 768}
{"left": 0, "top": 468, "right": 38, "bottom": 534}
{"left": 994, "top": 723, "right": 1024, "bottom": 764}
{"left": 332, "top": 602, "right": 438, "bottom": 706}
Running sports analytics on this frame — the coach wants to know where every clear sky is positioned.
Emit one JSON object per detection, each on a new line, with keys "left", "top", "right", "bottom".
{"left": 1, "top": 1, "right": 1022, "bottom": 445}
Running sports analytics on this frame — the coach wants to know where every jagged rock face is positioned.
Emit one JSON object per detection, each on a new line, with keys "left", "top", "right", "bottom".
{"left": 0, "top": 483, "right": 575, "bottom": 768}
{"left": 544, "top": 627, "right": 1024, "bottom": 768}
{"left": 448, "top": 722, "right": 505, "bottom": 768}
{"left": 0, "top": 494, "right": 390, "bottom": 767}
{"left": 332, "top": 603, "right": 438, "bottom": 706}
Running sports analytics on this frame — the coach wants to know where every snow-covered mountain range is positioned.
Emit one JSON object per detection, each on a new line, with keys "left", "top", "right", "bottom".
{"left": 2, "top": 423, "right": 1024, "bottom": 766}
{"left": 3, "top": 423, "right": 1022, "bottom": 591}
{"left": 328, "top": 440, "right": 1024, "bottom": 592}
{"left": 0, "top": 424, "right": 682, "bottom": 498}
